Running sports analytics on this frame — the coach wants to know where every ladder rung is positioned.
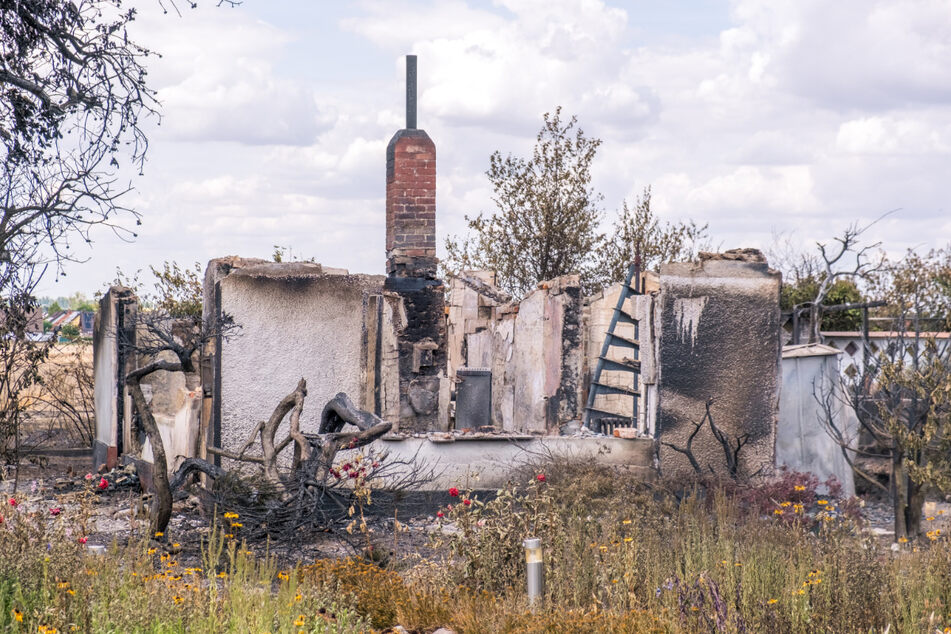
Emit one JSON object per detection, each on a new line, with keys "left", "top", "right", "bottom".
{"left": 584, "top": 406, "right": 632, "bottom": 419}
{"left": 607, "top": 333, "right": 639, "bottom": 349}
{"left": 590, "top": 382, "right": 639, "bottom": 397}
{"left": 598, "top": 357, "right": 640, "bottom": 373}
{"left": 614, "top": 310, "right": 636, "bottom": 325}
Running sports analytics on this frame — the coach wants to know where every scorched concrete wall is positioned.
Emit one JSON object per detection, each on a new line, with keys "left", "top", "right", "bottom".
{"left": 656, "top": 250, "right": 781, "bottom": 477}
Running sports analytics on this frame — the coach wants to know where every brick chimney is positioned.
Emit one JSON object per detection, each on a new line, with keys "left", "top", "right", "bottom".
{"left": 383, "top": 55, "right": 446, "bottom": 433}
{"left": 385, "top": 55, "right": 437, "bottom": 278}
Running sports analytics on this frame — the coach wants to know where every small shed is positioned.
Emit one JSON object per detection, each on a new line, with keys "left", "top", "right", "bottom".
{"left": 777, "top": 343, "right": 856, "bottom": 497}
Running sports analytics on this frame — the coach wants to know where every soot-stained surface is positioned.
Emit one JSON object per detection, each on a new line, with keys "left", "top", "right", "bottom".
{"left": 657, "top": 256, "right": 781, "bottom": 477}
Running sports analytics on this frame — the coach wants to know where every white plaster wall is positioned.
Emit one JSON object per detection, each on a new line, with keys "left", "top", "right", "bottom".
{"left": 218, "top": 270, "right": 383, "bottom": 458}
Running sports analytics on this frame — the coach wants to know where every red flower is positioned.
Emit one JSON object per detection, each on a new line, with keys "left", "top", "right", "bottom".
{"left": 536, "top": 474, "right": 546, "bottom": 482}
{"left": 463, "top": 499, "right": 471, "bottom": 506}
{"left": 0, "top": 516, "right": 4, "bottom": 524}
{"left": 78, "top": 536, "right": 87, "bottom": 544}
{"left": 98, "top": 478, "right": 108, "bottom": 490}
{"left": 349, "top": 471, "right": 359, "bottom": 479}
{"left": 437, "top": 511, "right": 444, "bottom": 518}
{"left": 448, "top": 487, "right": 460, "bottom": 498}
{"left": 8, "top": 497, "right": 16, "bottom": 507}
{"left": 342, "top": 463, "right": 352, "bottom": 471}
{"left": 50, "top": 508, "right": 62, "bottom": 516}
{"left": 372, "top": 461, "right": 380, "bottom": 468}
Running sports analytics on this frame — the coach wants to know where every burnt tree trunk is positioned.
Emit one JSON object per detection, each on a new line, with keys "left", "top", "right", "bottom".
{"left": 127, "top": 360, "right": 183, "bottom": 538}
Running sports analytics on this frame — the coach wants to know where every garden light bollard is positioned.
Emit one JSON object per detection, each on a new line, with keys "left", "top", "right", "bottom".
{"left": 523, "top": 537, "right": 544, "bottom": 607}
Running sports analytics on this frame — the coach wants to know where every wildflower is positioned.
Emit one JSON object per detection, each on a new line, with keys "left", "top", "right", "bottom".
{"left": 463, "top": 499, "right": 471, "bottom": 506}
{"left": 294, "top": 615, "right": 306, "bottom": 627}
{"left": 767, "top": 599, "right": 778, "bottom": 605}
{"left": 224, "top": 533, "right": 234, "bottom": 539}
{"left": 172, "top": 543, "right": 180, "bottom": 548}
{"left": 436, "top": 511, "right": 444, "bottom": 518}
{"left": 797, "top": 589, "right": 805, "bottom": 595}
{"left": 817, "top": 499, "right": 828, "bottom": 506}
{"left": 12, "top": 609, "right": 22, "bottom": 622}
{"left": 148, "top": 548, "right": 157, "bottom": 555}
{"left": 231, "top": 522, "right": 243, "bottom": 528}
{"left": 773, "top": 509, "right": 783, "bottom": 515}
{"left": 98, "top": 477, "right": 109, "bottom": 490}
{"left": 898, "top": 537, "right": 909, "bottom": 544}
{"left": 217, "top": 572, "right": 228, "bottom": 578}
{"left": 794, "top": 485, "right": 806, "bottom": 492}
{"left": 622, "top": 519, "right": 632, "bottom": 525}
{"left": 372, "top": 461, "right": 380, "bottom": 468}
{"left": 223, "top": 512, "right": 239, "bottom": 519}
{"left": 173, "top": 595, "right": 184, "bottom": 605}
{"left": 536, "top": 474, "right": 546, "bottom": 482}
{"left": 793, "top": 504, "right": 804, "bottom": 513}
{"left": 50, "top": 507, "right": 62, "bottom": 516}
{"left": 77, "top": 537, "right": 87, "bottom": 544}
{"left": 58, "top": 581, "right": 70, "bottom": 589}
{"left": 624, "top": 537, "right": 633, "bottom": 543}
{"left": 85, "top": 473, "right": 94, "bottom": 480}
{"left": 927, "top": 516, "right": 936, "bottom": 521}
{"left": 448, "top": 487, "right": 460, "bottom": 497}
{"left": 780, "top": 501, "right": 791, "bottom": 508}
{"left": 294, "top": 593, "right": 302, "bottom": 602}
{"left": 599, "top": 545, "right": 608, "bottom": 552}
{"left": 67, "top": 589, "right": 75, "bottom": 596}
{"left": 278, "top": 571, "right": 290, "bottom": 581}
{"left": 8, "top": 497, "right": 16, "bottom": 507}
{"left": 154, "top": 532, "right": 164, "bottom": 538}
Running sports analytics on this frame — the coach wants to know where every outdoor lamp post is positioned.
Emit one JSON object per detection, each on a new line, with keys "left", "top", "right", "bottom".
{"left": 523, "top": 537, "right": 544, "bottom": 607}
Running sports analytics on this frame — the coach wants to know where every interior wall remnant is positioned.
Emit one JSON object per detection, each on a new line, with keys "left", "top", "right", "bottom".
{"left": 656, "top": 249, "right": 782, "bottom": 477}
{"left": 202, "top": 258, "right": 386, "bottom": 465}
{"left": 777, "top": 344, "right": 856, "bottom": 496}
{"left": 447, "top": 274, "right": 584, "bottom": 433}
{"left": 92, "top": 286, "right": 136, "bottom": 469}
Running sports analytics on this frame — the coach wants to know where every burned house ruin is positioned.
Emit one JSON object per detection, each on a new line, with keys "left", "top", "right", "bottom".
{"left": 93, "top": 56, "right": 824, "bottom": 491}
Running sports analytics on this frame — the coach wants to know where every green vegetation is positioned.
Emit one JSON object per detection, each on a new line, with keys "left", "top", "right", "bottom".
{"left": 4, "top": 462, "right": 951, "bottom": 633}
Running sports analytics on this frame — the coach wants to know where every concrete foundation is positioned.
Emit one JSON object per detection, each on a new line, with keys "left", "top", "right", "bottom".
{"left": 375, "top": 434, "right": 654, "bottom": 490}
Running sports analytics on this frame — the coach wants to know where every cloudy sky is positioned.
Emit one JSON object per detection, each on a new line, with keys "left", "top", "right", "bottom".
{"left": 42, "top": 0, "right": 951, "bottom": 297}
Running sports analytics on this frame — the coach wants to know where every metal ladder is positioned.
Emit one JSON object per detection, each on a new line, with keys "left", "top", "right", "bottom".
{"left": 583, "top": 261, "right": 642, "bottom": 433}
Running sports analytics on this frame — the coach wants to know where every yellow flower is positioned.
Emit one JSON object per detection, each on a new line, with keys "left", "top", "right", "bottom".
{"left": 154, "top": 531, "right": 164, "bottom": 538}
{"left": 67, "top": 590, "right": 75, "bottom": 596}
{"left": 224, "top": 533, "right": 234, "bottom": 539}
{"left": 217, "top": 572, "right": 228, "bottom": 578}
{"left": 623, "top": 537, "right": 633, "bottom": 543}
{"left": 277, "top": 571, "right": 290, "bottom": 581}
{"left": 293, "top": 615, "right": 306, "bottom": 627}
{"left": 734, "top": 563, "right": 742, "bottom": 567}
{"left": 230, "top": 522, "right": 243, "bottom": 528}
{"left": 173, "top": 595, "right": 184, "bottom": 605}
{"left": 793, "top": 504, "right": 804, "bottom": 513}
{"left": 599, "top": 545, "right": 608, "bottom": 552}
{"left": 817, "top": 500, "right": 828, "bottom": 506}
{"left": 224, "top": 512, "right": 239, "bottom": 519}
{"left": 927, "top": 516, "right": 936, "bottom": 521}
{"left": 767, "top": 598, "right": 778, "bottom": 605}
{"left": 294, "top": 593, "right": 302, "bottom": 602}
{"left": 898, "top": 537, "right": 909, "bottom": 543}
{"left": 797, "top": 589, "right": 805, "bottom": 595}
{"left": 621, "top": 519, "right": 632, "bottom": 525}
{"left": 12, "top": 609, "right": 22, "bottom": 622}
{"left": 147, "top": 548, "right": 156, "bottom": 555}
{"left": 780, "top": 501, "right": 791, "bottom": 507}
{"left": 794, "top": 485, "right": 806, "bottom": 492}
{"left": 172, "top": 543, "right": 180, "bottom": 548}
{"left": 57, "top": 581, "right": 70, "bottom": 589}
{"left": 773, "top": 509, "right": 784, "bottom": 515}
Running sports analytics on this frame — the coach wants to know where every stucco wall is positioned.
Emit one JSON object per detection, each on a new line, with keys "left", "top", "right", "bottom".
{"left": 207, "top": 259, "right": 384, "bottom": 461}
{"left": 656, "top": 252, "right": 782, "bottom": 477}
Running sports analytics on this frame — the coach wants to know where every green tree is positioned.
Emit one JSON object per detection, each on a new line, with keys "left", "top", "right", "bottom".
{"left": 596, "top": 186, "right": 709, "bottom": 287}
{"left": 825, "top": 246, "right": 951, "bottom": 540}
{"left": 444, "top": 107, "right": 605, "bottom": 298}
{"left": 781, "top": 277, "right": 864, "bottom": 331}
